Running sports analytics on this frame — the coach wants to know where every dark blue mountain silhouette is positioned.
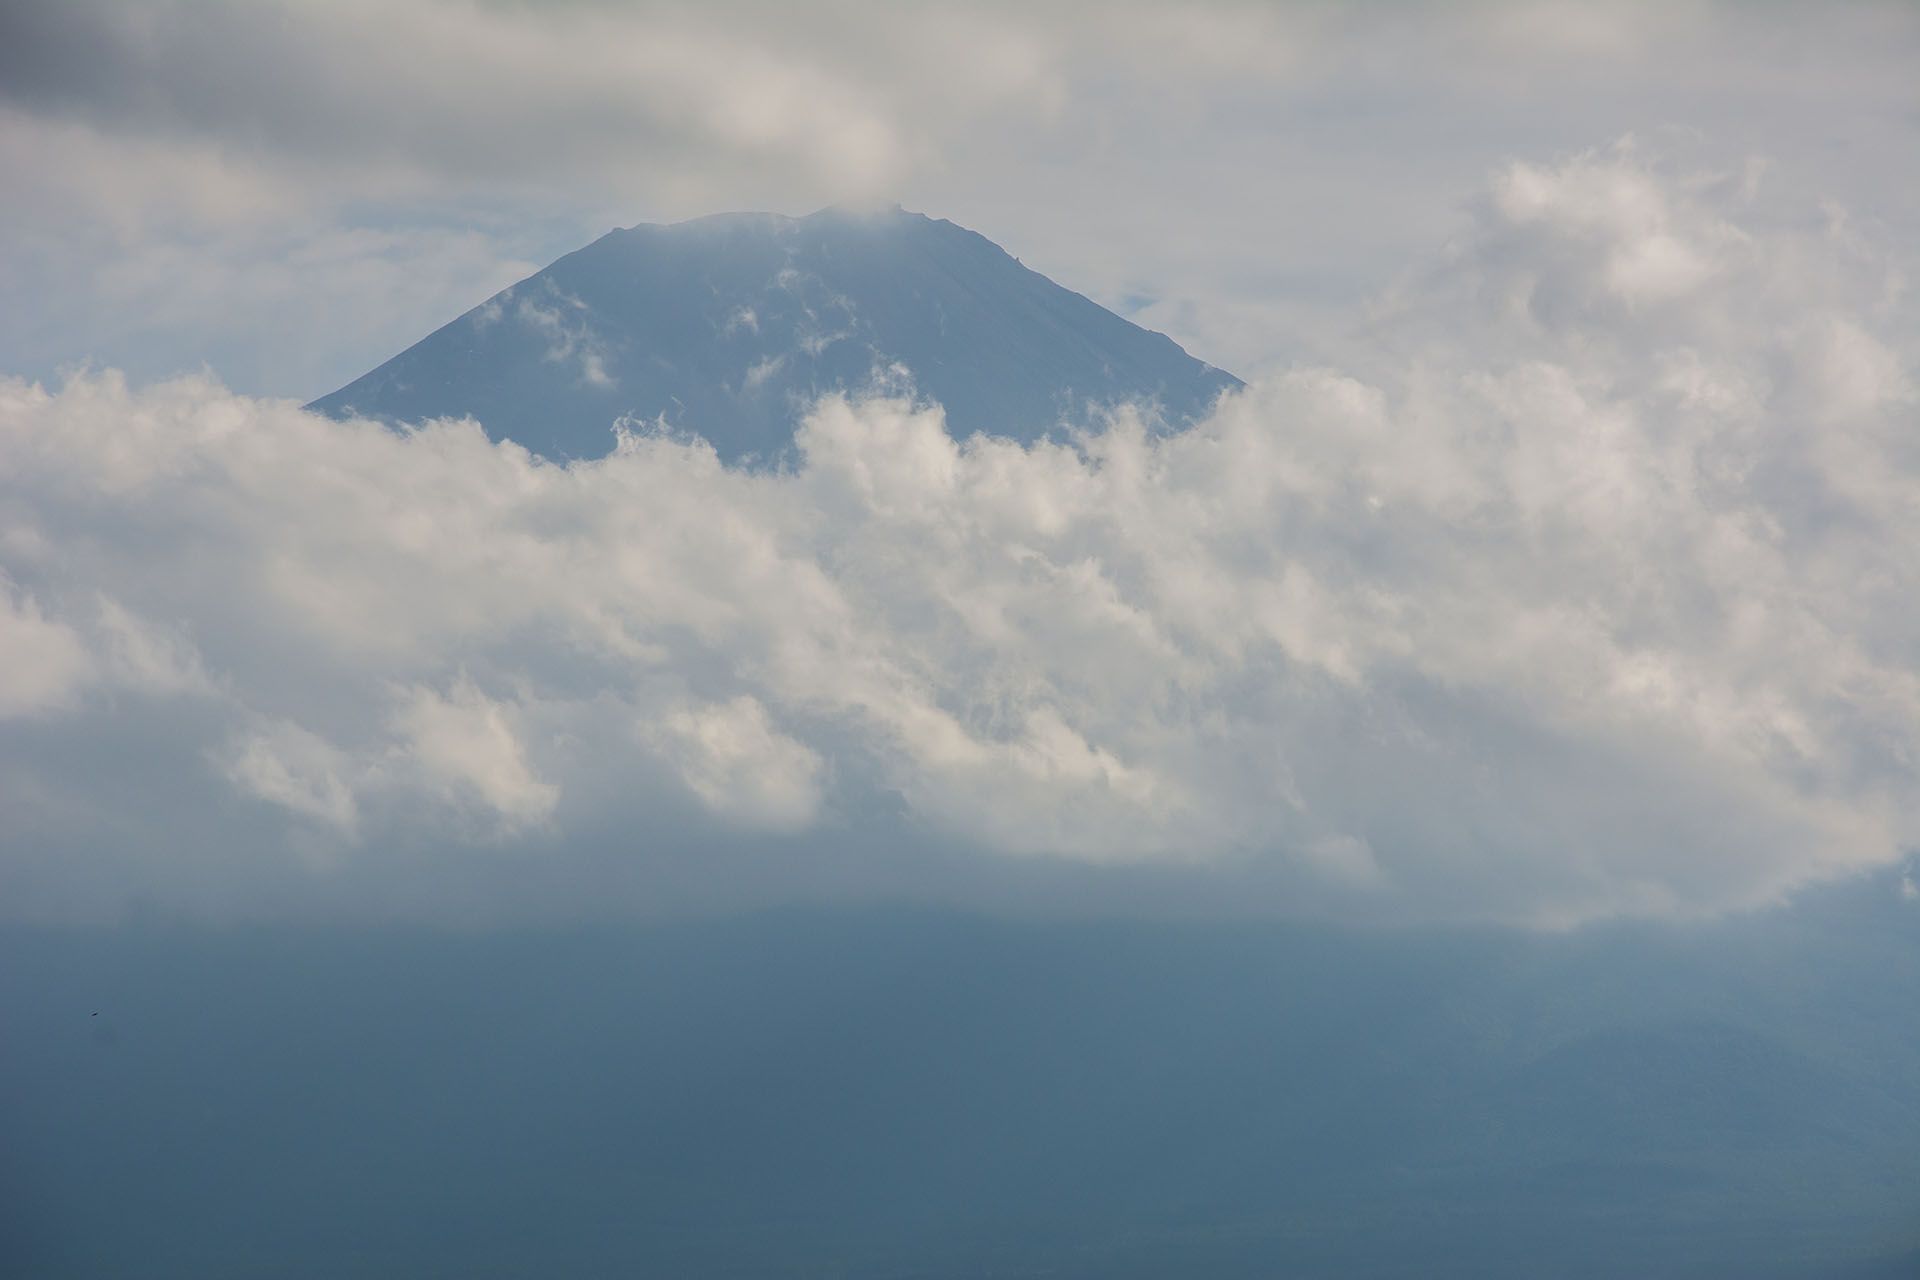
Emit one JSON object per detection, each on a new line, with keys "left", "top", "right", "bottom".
{"left": 308, "top": 206, "right": 1241, "bottom": 462}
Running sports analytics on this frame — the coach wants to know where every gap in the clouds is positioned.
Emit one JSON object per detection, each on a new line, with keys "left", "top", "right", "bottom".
{"left": 4, "top": 869, "right": 1918, "bottom": 1279}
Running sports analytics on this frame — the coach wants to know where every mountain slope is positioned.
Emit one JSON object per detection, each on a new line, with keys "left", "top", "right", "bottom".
{"left": 307, "top": 206, "right": 1241, "bottom": 462}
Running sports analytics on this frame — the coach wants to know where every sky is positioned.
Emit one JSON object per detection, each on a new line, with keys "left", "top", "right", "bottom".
{"left": 2, "top": 0, "right": 1919, "bottom": 929}
{"left": 5, "top": 0, "right": 1917, "bottom": 395}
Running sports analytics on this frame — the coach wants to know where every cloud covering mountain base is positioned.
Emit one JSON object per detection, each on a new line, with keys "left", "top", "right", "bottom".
{"left": 3, "top": 151, "right": 1915, "bottom": 927}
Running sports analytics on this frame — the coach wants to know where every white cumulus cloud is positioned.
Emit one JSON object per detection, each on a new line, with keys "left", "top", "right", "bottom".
{"left": 0, "top": 152, "right": 1914, "bottom": 928}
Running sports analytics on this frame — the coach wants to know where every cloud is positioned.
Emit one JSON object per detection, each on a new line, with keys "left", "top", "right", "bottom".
{"left": 0, "top": 578, "right": 92, "bottom": 718}
{"left": 0, "top": 1, "right": 983, "bottom": 204}
{"left": 0, "top": 151, "right": 1915, "bottom": 928}
{"left": 650, "top": 696, "right": 825, "bottom": 833}
{"left": 221, "top": 719, "right": 361, "bottom": 834}
{"left": 515, "top": 285, "right": 616, "bottom": 390}
{"left": 0, "top": 108, "right": 545, "bottom": 398}
{"left": 387, "top": 678, "right": 560, "bottom": 830}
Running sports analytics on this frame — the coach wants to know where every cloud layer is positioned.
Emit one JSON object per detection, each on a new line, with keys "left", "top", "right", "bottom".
{"left": 2, "top": 151, "right": 1915, "bottom": 927}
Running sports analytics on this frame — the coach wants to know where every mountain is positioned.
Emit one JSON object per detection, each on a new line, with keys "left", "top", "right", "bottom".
{"left": 306, "top": 206, "right": 1241, "bottom": 463}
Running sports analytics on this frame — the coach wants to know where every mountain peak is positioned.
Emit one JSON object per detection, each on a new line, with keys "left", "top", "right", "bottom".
{"left": 309, "top": 209, "right": 1240, "bottom": 463}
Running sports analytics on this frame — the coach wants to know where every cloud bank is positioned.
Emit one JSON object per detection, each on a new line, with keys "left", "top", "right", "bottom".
{"left": 2, "top": 152, "right": 1915, "bottom": 927}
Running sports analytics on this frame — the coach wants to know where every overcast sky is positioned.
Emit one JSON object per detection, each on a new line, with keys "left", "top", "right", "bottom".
{"left": 5, "top": 0, "right": 1916, "bottom": 396}
{"left": 2, "top": 1, "right": 1918, "bottom": 928}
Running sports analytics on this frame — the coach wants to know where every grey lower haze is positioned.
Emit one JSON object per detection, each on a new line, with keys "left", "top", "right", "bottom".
{"left": 5, "top": 872, "right": 1919, "bottom": 1278}
{"left": 309, "top": 206, "right": 1241, "bottom": 462}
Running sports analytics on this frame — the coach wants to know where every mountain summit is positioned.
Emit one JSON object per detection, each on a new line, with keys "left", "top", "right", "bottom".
{"left": 307, "top": 206, "right": 1240, "bottom": 462}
